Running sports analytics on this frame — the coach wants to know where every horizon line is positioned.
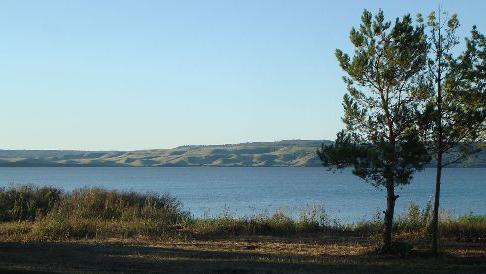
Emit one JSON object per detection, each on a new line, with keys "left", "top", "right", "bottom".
{"left": 0, "top": 139, "right": 331, "bottom": 152}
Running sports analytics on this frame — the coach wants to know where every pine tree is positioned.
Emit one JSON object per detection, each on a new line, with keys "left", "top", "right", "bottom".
{"left": 317, "top": 9, "right": 430, "bottom": 253}
{"left": 420, "top": 10, "right": 486, "bottom": 254}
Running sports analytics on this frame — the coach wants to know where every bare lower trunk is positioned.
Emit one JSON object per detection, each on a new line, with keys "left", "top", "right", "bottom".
{"left": 432, "top": 25, "right": 443, "bottom": 254}
{"left": 383, "top": 177, "right": 396, "bottom": 252}
{"left": 431, "top": 152, "right": 442, "bottom": 254}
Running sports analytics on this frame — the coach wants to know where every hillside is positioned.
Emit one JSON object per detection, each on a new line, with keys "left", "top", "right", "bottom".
{"left": 0, "top": 140, "right": 327, "bottom": 167}
{"left": 0, "top": 140, "right": 485, "bottom": 167}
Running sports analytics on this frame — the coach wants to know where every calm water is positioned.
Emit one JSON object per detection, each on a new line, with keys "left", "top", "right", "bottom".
{"left": 0, "top": 167, "right": 484, "bottom": 222}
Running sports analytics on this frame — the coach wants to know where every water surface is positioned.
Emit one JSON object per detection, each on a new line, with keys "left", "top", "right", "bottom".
{"left": 0, "top": 167, "right": 484, "bottom": 222}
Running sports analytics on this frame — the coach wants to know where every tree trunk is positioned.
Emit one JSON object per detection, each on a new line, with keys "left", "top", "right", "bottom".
{"left": 432, "top": 152, "right": 442, "bottom": 254}
{"left": 432, "top": 25, "right": 443, "bottom": 255}
{"left": 383, "top": 176, "right": 396, "bottom": 252}
{"left": 382, "top": 104, "right": 397, "bottom": 253}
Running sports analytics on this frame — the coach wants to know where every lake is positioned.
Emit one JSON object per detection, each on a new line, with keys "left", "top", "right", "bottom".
{"left": 0, "top": 167, "right": 484, "bottom": 222}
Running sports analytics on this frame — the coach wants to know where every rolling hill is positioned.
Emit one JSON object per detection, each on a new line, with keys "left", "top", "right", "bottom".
{"left": 0, "top": 140, "right": 484, "bottom": 167}
{"left": 0, "top": 140, "right": 328, "bottom": 167}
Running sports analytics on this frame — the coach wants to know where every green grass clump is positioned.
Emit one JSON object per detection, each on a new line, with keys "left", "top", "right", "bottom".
{"left": 440, "top": 214, "right": 486, "bottom": 241}
{"left": 0, "top": 184, "right": 62, "bottom": 221}
{"left": 188, "top": 207, "right": 331, "bottom": 237}
{"left": 393, "top": 202, "right": 432, "bottom": 238}
{"left": 457, "top": 215, "right": 486, "bottom": 223}
{"left": 188, "top": 210, "right": 300, "bottom": 237}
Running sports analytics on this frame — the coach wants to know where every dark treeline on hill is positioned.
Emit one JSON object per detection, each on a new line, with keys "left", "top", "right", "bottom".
{"left": 0, "top": 140, "right": 485, "bottom": 167}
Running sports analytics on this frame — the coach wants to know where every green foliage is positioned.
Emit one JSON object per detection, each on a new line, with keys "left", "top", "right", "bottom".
{"left": 418, "top": 10, "right": 486, "bottom": 253}
{"left": 458, "top": 214, "right": 486, "bottom": 223}
{"left": 319, "top": 9, "right": 433, "bottom": 252}
{"left": 419, "top": 12, "right": 486, "bottom": 163}
{"left": 319, "top": 131, "right": 430, "bottom": 187}
{"left": 441, "top": 214, "right": 486, "bottom": 241}
{"left": 189, "top": 210, "right": 307, "bottom": 237}
{"left": 321, "top": 10, "right": 434, "bottom": 252}
{"left": 0, "top": 185, "right": 62, "bottom": 221}
{"left": 320, "top": 9, "right": 430, "bottom": 187}
{"left": 317, "top": 131, "right": 368, "bottom": 169}
{"left": 395, "top": 201, "right": 432, "bottom": 233}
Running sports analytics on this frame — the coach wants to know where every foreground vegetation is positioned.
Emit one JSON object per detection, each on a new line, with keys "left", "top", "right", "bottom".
{"left": 0, "top": 184, "right": 484, "bottom": 272}
{"left": 0, "top": 184, "right": 484, "bottom": 243}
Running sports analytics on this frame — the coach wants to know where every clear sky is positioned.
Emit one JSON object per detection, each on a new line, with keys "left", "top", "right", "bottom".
{"left": 1, "top": 0, "right": 485, "bottom": 150}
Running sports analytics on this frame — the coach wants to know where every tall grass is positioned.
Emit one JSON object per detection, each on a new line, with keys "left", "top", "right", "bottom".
{"left": 0, "top": 185, "right": 189, "bottom": 240}
{"left": 441, "top": 214, "right": 486, "bottom": 241}
{"left": 0, "top": 185, "right": 62, "bottom": 221}
{"left": 0, "top": 184, "right": 484, "bottom": 242}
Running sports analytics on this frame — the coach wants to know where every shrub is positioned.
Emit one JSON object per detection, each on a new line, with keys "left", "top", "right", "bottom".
{"left": 60, "top": 188, "right": 186, "bottom": 223}
{"left": 0, "top": 185, "right": 188, "bottom": 240}
{"left": 395, "top": 202, "right": 431, "bottom": 233}
{"left": 29, "top": 188, "right": 189, "bottom": 240}
{"left": 297, "top": 205, "right": 327, "bottom": 233}
{"left": 440, "top": 214, "right": 486, "bottom": 240}
{"left": 0, "top": 184, "right": 62, "bottom": 221}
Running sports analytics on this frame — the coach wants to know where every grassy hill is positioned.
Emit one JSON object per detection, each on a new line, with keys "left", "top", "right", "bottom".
{"left": 0, "top": 140, "right": 328, "bottom": 167}
{"left": 0, "top": 140, "right": 484, "bottom": 167}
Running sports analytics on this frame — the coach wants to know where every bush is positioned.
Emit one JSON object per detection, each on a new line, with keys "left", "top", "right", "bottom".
{"left": 0, "top": 185, "right": 188, "bottom": 240}
{"left": 440, "top": 214, "right": 486, "bottom": 241}
{"left": 394, "top": 201, "right": 431, "bottom": 233}
{"left": 59, "top": 188, "right": 186, "bottom": 223}
{"left": 0, "top": 185, "right": 62, "bottom": 221}
{"left": 29, "top": 188, "right": 189, "bottom": 240}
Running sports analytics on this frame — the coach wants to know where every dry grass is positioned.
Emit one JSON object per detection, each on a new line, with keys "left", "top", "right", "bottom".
{"left": 0, "top": 185, "right": 484, "bottom": 244}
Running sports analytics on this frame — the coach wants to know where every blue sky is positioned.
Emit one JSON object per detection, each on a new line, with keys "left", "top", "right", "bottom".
{"left": 1, "top": 0, "right": 485, "bottom": 150}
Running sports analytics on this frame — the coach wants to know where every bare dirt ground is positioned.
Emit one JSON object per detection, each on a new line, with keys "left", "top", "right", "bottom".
{"left": 0, "top": 237, "right": 484, "bottom": 273}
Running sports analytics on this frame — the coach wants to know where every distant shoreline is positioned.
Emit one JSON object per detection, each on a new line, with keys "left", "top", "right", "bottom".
{"left": 0, "top": 139, "right": 484, "bottom": 168}
{"left": 0, "top": 165, "right": 485, "bottom": 168}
